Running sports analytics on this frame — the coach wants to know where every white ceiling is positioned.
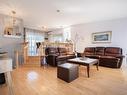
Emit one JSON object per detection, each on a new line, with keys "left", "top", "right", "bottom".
{"left": 0, "top": 0, "right": 127, "bottom": 30}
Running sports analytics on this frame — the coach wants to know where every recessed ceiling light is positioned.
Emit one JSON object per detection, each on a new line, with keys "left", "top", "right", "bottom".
{"left": 12, "top": 10, "right": 16, "bottom": 14}
{"left": 56, "top": 10, "right": 60, "bottom": 12}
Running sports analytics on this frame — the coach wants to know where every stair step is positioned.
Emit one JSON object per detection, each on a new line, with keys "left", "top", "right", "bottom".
{"left": 23, "top": 56, "right": 41, "bottom": 67}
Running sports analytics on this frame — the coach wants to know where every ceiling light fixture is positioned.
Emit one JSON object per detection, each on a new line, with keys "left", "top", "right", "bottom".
{"left": 56, "top": 9, "right": 60, "bottom": 13}
{"left": 42, "top": 26, "right": 48, "bottom": 32}
{"left": 11, "top": 10, "right": 16, "bottom": 26}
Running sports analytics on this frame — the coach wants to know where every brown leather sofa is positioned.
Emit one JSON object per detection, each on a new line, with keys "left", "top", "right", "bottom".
{"left": 82, "top": 47, "right": 124, "bottom": 68}
{"left": 45, "top": 47, "right": 75, "bottom": 66}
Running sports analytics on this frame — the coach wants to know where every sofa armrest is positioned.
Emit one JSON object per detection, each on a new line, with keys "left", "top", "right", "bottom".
{"left": 48, "top": 54, "right": 58, "bottom": 57}
{"left": 116, "top": 58, "right": 121, "bottom": 68}
{"left": 46, "top": 54, "right": 58, "bottom": 66}
{"left": 67, "top": 53, "right": 75, "bottom": 56}
{"left": 115, "top": 55, "right": 125, "bottom": 58}
{"left": 100, "top": 56, "right": 117, "bottom": 59}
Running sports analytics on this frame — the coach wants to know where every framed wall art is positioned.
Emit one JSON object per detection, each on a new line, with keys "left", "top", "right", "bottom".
{"left": 92, "top": 31, "right": 112, "bottom": 43}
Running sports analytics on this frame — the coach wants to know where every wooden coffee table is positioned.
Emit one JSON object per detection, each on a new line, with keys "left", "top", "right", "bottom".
{"left": 68, "top": 57, "right": 99, "bottom": 78}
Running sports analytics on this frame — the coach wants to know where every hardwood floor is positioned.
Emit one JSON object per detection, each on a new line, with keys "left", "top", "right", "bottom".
{"left": 0, "top": 65, "right": 127, "bottom": 95}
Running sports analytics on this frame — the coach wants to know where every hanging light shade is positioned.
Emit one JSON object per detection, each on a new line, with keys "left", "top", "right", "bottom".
{"left": 11, "top": 10, "right": 16, "bottom": 26}
{"left": 42, "top": 26, "right": 48, "bottom": 32}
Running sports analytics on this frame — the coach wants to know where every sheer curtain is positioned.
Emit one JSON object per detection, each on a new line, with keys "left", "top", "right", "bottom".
{"left": 25, "top": 28, "right": 44, "bottom": 56}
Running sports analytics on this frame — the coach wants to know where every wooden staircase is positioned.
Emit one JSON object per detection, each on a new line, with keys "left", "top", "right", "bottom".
{"left": 23, "top": 56, "right": 41, "bottom": 67}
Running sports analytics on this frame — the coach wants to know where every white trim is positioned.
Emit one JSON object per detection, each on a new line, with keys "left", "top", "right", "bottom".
{"left": 3, "top": 35, "right": 22, "bottom": 38}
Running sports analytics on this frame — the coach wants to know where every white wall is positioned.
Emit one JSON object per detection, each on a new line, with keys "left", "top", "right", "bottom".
{"left": 71, "top": 18, "right": 127, "bottom": 56}
{"left": 0, "top": 14, "right": 23, "bottom": 67}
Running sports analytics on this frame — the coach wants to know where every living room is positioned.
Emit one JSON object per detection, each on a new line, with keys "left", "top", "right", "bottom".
{"left": 0, "top": 0, "right": 127, "bottom": 95}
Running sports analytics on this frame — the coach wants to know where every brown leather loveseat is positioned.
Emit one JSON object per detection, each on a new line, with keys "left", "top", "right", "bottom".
{"left": 82, "top": 47, "right": 124, "bottom": 68}
{"left": 45, "top": 47, "right": 75, "bottom": 66}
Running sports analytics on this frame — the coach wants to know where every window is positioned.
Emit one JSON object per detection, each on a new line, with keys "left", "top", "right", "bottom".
{"left": 25, "top": 28, "right": 44, "bottom": 56}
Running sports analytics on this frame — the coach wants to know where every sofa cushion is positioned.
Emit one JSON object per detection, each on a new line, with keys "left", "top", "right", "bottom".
{"left": 84, "top": 47, "right": 95, "bottom": 55}
{"left": 57, "top": 55, "right": 67, "bottom": 61}
{"left": 105, "top": 47, "right": 122, "bottom": 56}
{"left": 58, "top": 48, "right": 67, "bottom": 55}
{"left": 46, "top": 47, "right": 59, "bottom": 55}
{"left": 66, "top": 55, "right": 75, "bottom": 59}
{"left": 85, "top": 55, "right": 100, "bottom": 59}
{"left": 95, "top": 47, "right": 105, "bottom": 55}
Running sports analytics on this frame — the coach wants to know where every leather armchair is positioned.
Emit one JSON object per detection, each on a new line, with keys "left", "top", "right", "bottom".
{"left": 45, "top": 47, "right": 75, "bottom": 66}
